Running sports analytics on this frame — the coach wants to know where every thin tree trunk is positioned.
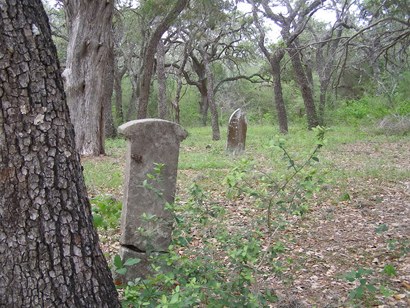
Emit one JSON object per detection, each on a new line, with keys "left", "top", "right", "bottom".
{"left": 318, "top": 82, "right": 329, "bottom": 125}
{"left": 252, "top": 5, "right": 288, "bottom": 133}
{"left": 105, "top": 97, "right": 116, "bottom": 138}
{"left": 63, "top": 0, "right": 114, "bottom": 155}
{"left": 114, "top": 60, "right": 126, "bottom": 125}
{"left": 157, "top": 39, "right": 167, "bottom": 119}
{"left": 137, "top": 0, "right": 188, "bottom": 119}
{"left": 315, "top": 25, "right": 343, "bottom": 125}
{"left": 171, "top": 46, "right": 189, "bottom": 124}
{"left": 126, "top": 74, "right": 139, "bottom": 121}
{"left": 200, "top": 47, "right": 220, "bottom": 140}
{"left": 270, "top": 50, "right": 288, "bottom": 134}
{"left": 199, "top": 87, "right": 209, "bottom": 126}
{"left": 287, "top": 44, "right": 319, "bottom": 129}
{"left": 0, "top": 0, "right": 119, "bottom": 306}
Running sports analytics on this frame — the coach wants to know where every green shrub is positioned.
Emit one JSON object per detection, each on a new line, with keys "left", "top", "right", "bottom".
{"left": 334, "top": 96, "right": 390, "bottom": 124}
{"left": 91, "top": 195, "right": 122, "bottom": 230}
{"left": 394, "top": 99, "right": 410, "bottom": 116}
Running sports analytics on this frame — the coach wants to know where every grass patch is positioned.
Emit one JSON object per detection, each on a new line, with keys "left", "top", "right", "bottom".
{"left": 82, "top": 158, "right": 123, "bottom": 196}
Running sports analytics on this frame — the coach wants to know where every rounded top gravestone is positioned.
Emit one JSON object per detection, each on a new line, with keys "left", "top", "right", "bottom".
{"left": 226, "top": 108, "right": 247, "bottom": 155}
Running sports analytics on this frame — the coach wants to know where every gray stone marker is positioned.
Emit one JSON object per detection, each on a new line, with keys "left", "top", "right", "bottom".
{"left": 117, "top": 119, "right": 187, "bottom": 281}
{"left": 226, "top": 108, "right": 247, "bottom": 154}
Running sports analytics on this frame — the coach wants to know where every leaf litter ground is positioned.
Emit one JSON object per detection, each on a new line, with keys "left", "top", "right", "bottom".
{"left": 93, "top": 136, "right": 409, "bottom": 307}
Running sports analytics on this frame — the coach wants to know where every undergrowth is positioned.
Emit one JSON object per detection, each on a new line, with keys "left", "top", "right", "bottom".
{"left": 112, "top": 126, "right": 328, "bottom": 307}
{"left": 84, "top": 124, "right": 409, "bottom": 307}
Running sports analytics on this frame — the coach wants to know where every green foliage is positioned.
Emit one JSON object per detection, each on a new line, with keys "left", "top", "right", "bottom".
{"left": 113, "top": 255, "right": 140, "bottom": 275}
{"left": 142, "top": 163, "right": 166, "bottom": 199}
{"left": 91, "top": 195, "right": 122, "bottom": 230}
{"left": 383, "top": 264, "right": 396, "bottom": 277}
{"left": 224, "top": 158, "right": 253, "bottom": 198}
{"left": 343, "top": 263, "right": 399, "bottom": 305}
{"left": 344, "top": 268, "right": 377, "bottom": 301}
{"left": 375, "top": 223, "right": 388, "bottom": 234}
{"left": 223, "top": 126, "right": 327, "bottom": 230}
{"left": 105, "top": 138, "right": 126, "bottom": 157}
{"left": 395, "top": 101, "right": 410, "bottom": 116}
{"left": 395, "top": 71, "right": 410, "bottom": 113}
{"left": 339, "top": 192, "right": 351, "bottom": 201}
{"left": 178, "top": 87, "right": 202, "bottom": 127}
{"left": 115, "top": 129, "right": 329, "bottom": 306}
{"left": 334, "top": 96, "right": 390, "bottom": 124}
{"left": 119, "top": 206, "right": 278, "bottom": 307}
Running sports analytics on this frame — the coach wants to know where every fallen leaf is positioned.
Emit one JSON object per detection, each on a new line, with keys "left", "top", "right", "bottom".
{"left": 393, "top": 294, "right": 406, "bottom": 300}
{"left": 401, "top": 281, "right": 410, "bottom": 290}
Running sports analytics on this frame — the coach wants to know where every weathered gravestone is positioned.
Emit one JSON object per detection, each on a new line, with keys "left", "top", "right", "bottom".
{"left": 117, "top": 119, "right": 187, "bottom": 281}
{"left": 226, "top": 108, "right": 247, "bottom": 154}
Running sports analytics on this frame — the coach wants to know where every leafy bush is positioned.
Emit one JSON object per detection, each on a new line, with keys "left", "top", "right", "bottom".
{"left": 119, "top": 208, "right": 278, "bottom": 307}
{"left": 91, "top": 195, "right": 122, "bottom": 230}
{"left": 115, "top": 127, "right": 328, "bottom": 307}
{"left": 394, "top": 99, "right": 410, "bottom": 116}
{"left": 334, "top": 96, "right": 390, "bottom": 124}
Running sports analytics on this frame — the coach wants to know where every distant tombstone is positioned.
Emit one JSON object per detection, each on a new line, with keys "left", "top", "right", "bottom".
{"left": 116, "top": 119, "right": 187, "bottom": 282}
{"left": 226, "top": 108, "right": 247, "bottom": 154}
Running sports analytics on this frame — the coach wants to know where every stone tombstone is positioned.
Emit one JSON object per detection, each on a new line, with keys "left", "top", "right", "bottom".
{"left": 117, "top": 119, "right": 187, "bottom": 280}
{"left": 226, "top": 108, "right": 247, "bottom": 154}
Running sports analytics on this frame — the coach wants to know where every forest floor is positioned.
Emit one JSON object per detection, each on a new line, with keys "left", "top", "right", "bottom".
{"left": 89, "top": 127, "right": 410, "bottom": 307}
{"left": 216, "top": 140, "right": 410, "bottom": 307}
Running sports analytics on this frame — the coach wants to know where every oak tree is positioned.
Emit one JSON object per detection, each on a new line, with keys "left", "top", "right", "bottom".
{"left": 0, "top": 0, "right": 120, "bottom": 306}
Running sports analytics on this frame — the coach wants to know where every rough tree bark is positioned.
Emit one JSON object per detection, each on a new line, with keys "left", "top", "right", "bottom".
{"left": 126, "top": 73, "right": 139, "bottom": 121}
{"left": 0, "top": 0, "right": 119, "bottom": 306}
{"left": 187, "top": 52, "right": 209, "bottom": 126}
{"left": 63, "top": 0, "right": 114, "bottom": 155}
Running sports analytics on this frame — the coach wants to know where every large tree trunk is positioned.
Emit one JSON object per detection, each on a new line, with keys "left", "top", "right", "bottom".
{"left": 63, "top": 0, "right": 114, "bottom": 155}
{"left": 270, "top": 49, "right": 288, "bottom": 134}
{"left": 0, "top": 0, "right": 119, "bottom": 306}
